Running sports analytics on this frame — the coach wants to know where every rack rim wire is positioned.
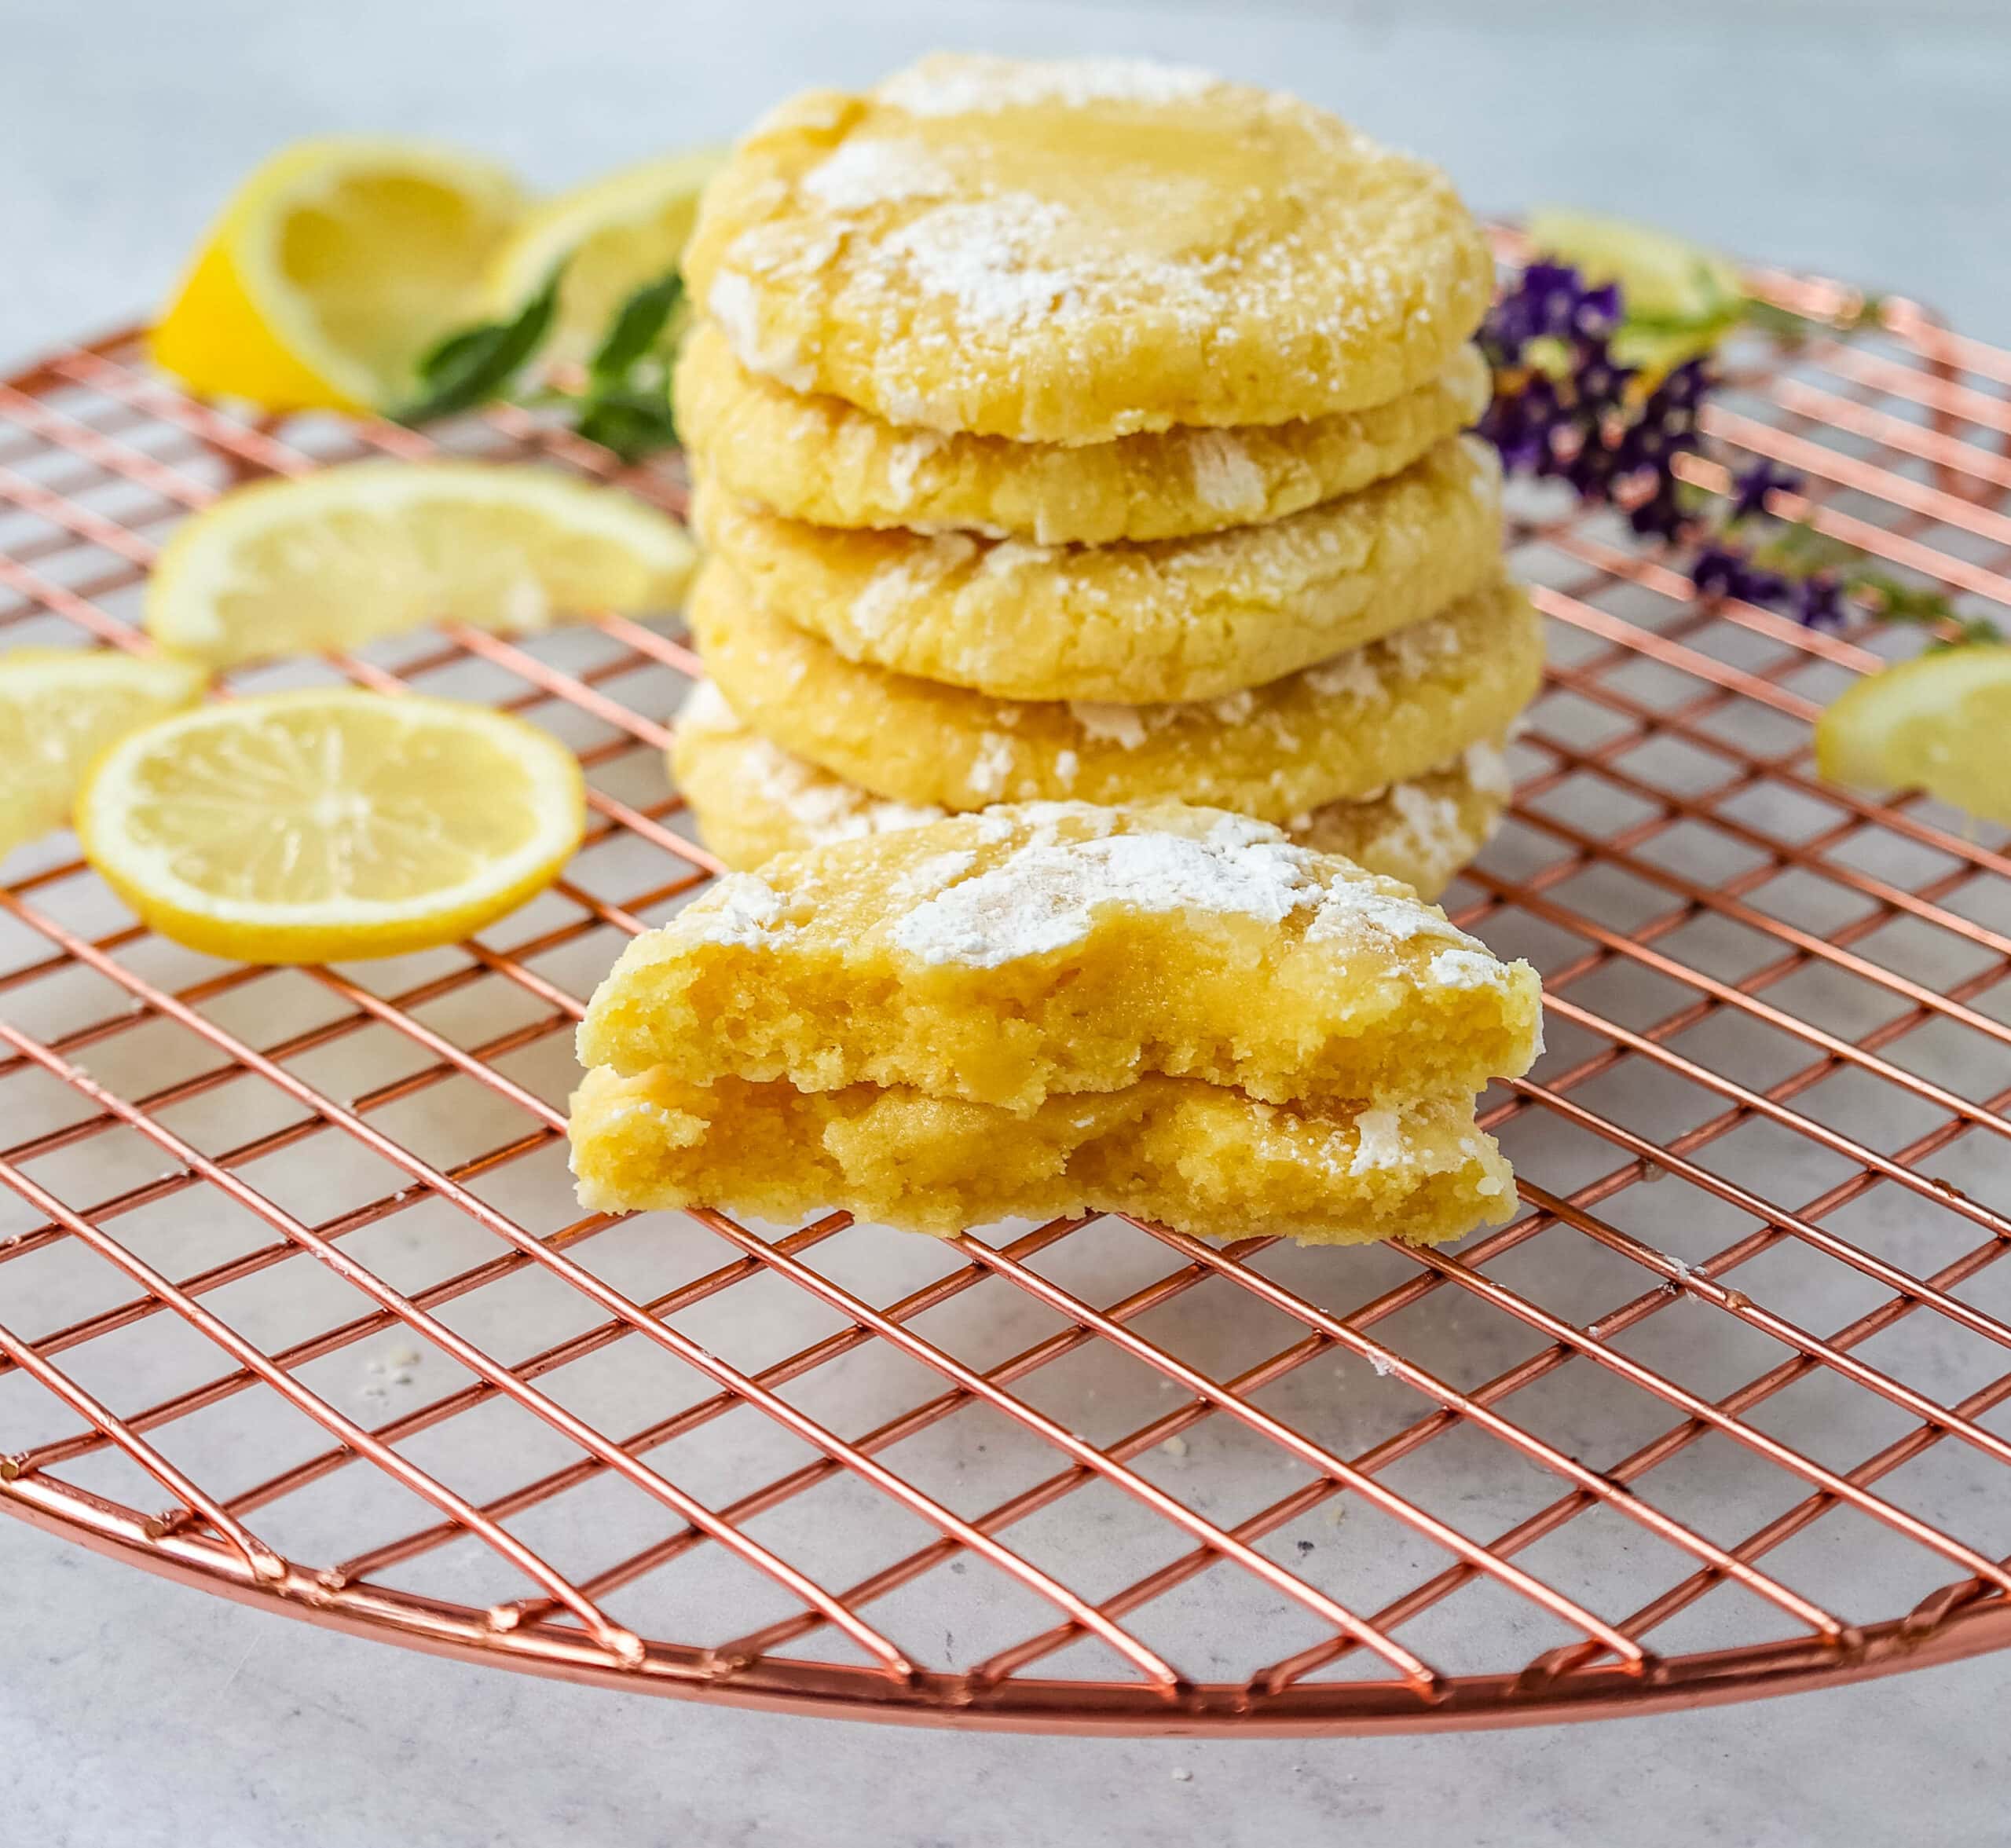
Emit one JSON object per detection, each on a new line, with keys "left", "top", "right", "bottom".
{"left": 4, "top": 252, "right": 2011, "bottom": 1733}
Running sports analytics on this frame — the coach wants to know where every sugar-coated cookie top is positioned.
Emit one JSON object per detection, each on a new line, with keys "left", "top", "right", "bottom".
{"left": 580, "top": 800, "right": 1544, "bottom": 1109}
{"left": 683, "top": 53, "right": 1495, "bottom": 442}
{"left": 662, "top": 801, "right": 1496, "bottom": 977}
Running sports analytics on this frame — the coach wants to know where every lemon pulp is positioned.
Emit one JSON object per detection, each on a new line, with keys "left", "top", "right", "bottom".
{"left": 145, "top": 460, "right": 694, "bottom": 668}
{"left": 78, "top": 689, "right": 586, "bottom": 963}
{"left": 152, "top": 137, "right": 525, "bottom": 411}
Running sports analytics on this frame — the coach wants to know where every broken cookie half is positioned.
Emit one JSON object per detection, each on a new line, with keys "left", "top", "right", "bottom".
{"left": 570, "top": 802, "right": 1541, "bottom": 1244}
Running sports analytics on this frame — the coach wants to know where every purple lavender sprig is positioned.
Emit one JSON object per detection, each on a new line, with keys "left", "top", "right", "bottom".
{"left": 1478, "top": 257, "right": 1999, "bottom": 645}
{"left": 1477, "top": 261, "right": 1710, "bottom": 543}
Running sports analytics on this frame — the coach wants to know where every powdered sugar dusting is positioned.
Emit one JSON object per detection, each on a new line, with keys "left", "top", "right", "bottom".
{"left": 877, "top": 197, "right": 1087, "bottom": 330}
{"left": 881, "top": 432, "right": 946, "bottom": 504}
{"left": 965, "top": 734, "right": 1016, "bottom": 799}
{"left": 1309, "top": 880, "right": 1475, "bottom": 951}
{"left": 1462, "top": 740, "right": 1512, "bottom": 798}
{"left": 1364, "top": 779, "right": 1470, "bottom": 882}
{"left": 708, "top": 272, "right": 814, "bottom": 391}
{"left": 862, "top": 189, "right": 1229, "bottom": 339}
{"left": 1187, "top": 430, "right": 1266, "bottom": 514}
{"left": 848, "top": 559, "right": 934, "bottom": 640}
{"left": 682, "top": 682, "right": 947, "bottom": 844}
{"left": 679, "top": 872, "right": 789, "bottom": 947}
{"left": 1068, "top": 703, "right": 1148, "bottom": 749}
{"left": 892, "top": 848, "right": 976, "bottom": 899}
{"left": 1301, "top": 647, "right": 1384, "bottom": 703}
{"left": 889, "top": 820, "right": 1316, "bottom": 968}
{"left": 1429, "top": 946, "right": 1509, "bottom": 990}
{"left": 676, "top": 677, "right": 738, "bottom": 735}
{"left": 801, "top": 137, "right": 953, "bottom": 211}
{"left": 1383, "top": 604, "right": 1471, "bottom": 679}
{"left": 976, "top": 536, "right": 1056, "bottom": 578}
{"left": 876, "top": 53, "right": 1220, "bottom": 119}
{"left": 1348, "top": 1107, "right": 1405, "bottom": 1176}
{"left": 874, "top": 806, "right": 1496, "bottom": 968}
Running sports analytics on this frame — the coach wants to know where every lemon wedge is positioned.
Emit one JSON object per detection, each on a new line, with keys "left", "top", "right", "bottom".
{"left": 77, "top": 690, "right": 586, "bottom": 963}
{"left": 152, "top": 137, "right": 526, "bottom": 412}
{"left": 0, "top": 649, "right": 208, "bottom": 858}
{"left": 145, "top": 460, "right": 695, "bottom": 668}
{"left": 1815, "top": 646, "right": 2011, "bottom": 825}
{"left": 484, "top": 148, "right": 727, "bottom": 367}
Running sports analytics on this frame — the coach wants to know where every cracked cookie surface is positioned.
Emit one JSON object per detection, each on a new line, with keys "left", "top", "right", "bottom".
{"left": 681, "top": 53, "right": 1494, "bottom": 442}
{"left": 676, "top": 319, "right": 1490, "bottom": 544}
{"left": 685, "top": 564, "right": 1541, "bottom": 822}
{"left": 669, "top": 678, "right": 1513, "bottom": 899}
{"left": 694, "top": 435, "right": 1501, "bottom": 703}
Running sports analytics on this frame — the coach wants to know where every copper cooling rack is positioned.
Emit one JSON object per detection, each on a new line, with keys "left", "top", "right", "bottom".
{"left": 4, "top": 262, "right": 2011, "bottom": 1736}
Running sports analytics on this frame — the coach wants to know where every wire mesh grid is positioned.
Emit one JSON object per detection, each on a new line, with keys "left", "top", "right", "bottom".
{"left": 3, "top": 258, "right": 2011, "bottom": 1735}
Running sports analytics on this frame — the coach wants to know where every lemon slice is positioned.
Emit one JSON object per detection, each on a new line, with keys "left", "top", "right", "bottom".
{"left": 152, "top": 137, "right": 526, "bottom": 412}
{"left": 484, "top": 148, "right": 727, "bottom": 367}
{"left": 1526, "top": 207, "right": 1744, "bottom": 327}
{"left": 146, "top": 459, "right": 695, "bottom": 668}
{"left": 0, "top": 649, "right": 208, "bottom": 858}
{"left": 1526, "top": 207, "right": 1744, "bottom": 372}
{"left": 1815, "top": 646, "right": 2011, "bottom": 825}
{"left": 78, "top": 689, "right": 586, "bottom": 963}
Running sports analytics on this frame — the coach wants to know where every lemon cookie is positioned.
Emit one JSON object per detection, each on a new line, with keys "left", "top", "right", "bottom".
{"left": 686, "top": 562, "right": 1541, "bottom": 822}
{"left": 669, "top": 679, "right": 1512, "bottom": 899}
{"left": 669, "top": 679, "right": 951, "bottom": 865}
{"left": 570, "top": 1065, "right": 1515, "bottom": 1242}
{"left": 577, "top": 802, "right": 1543, "bottom": 1114}
{"left": 676, "top": 320, "right": 1491, "bottom": 543}
{"left": 681, "top": 54, "right": 1494, "bottom": 442}
{"left": 694, "top": 435, "right": 1500, "bottom": 703}
{"left": 1288, "top": 742, "right": 1512, "bottom": 898}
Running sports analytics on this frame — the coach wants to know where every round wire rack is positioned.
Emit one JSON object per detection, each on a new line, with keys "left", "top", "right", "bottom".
{"left": 4, "top": 257, "right": 2011, "bottom": 1735}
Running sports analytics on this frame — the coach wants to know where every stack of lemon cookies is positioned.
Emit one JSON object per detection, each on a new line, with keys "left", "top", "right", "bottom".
{"left": 669, "top": 52, "right": 1541, "bottom": 900}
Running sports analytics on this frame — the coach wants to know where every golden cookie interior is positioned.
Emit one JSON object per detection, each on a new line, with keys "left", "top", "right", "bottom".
{"left": 578, "top": 802, "right": 1541, "bottom": 1114}
{"left": 570, "top": 1065, "right": 1516, "bottom": 1244}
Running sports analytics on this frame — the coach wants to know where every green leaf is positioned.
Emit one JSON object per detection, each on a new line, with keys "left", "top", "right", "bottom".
{"left": 575, "top": 386, "right": 681, "bottom": 463}
{"left": 589, "top": 271, "right": 684, "bottom": 393}
{"left": 1741, "top": 520, "right": 2002, "bottom": 645}
{"left": 394, "top": 266, "right": 565, "bottom": 424}
{"left": 1751, "top": 520, "right": 1859, "bottom": 575}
